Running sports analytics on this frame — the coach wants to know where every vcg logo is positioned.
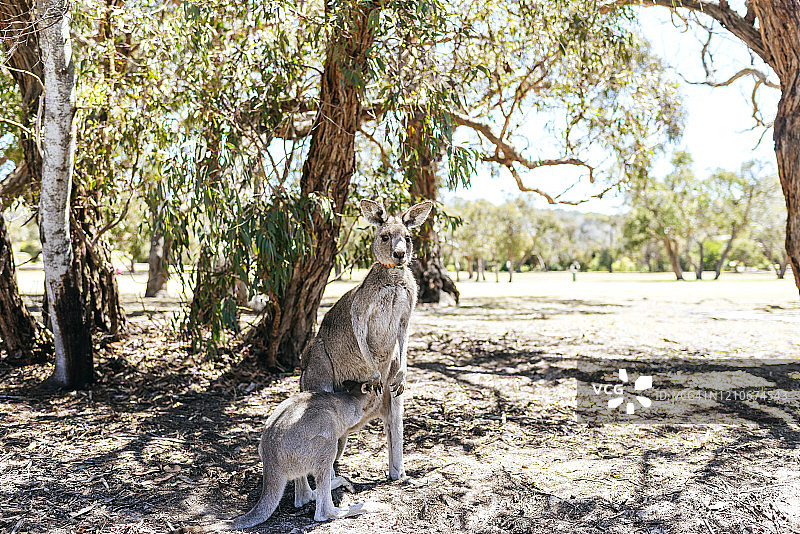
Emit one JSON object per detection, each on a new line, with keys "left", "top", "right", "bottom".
{"left": 591, "top": 369, "right": 653, "bottom": 414}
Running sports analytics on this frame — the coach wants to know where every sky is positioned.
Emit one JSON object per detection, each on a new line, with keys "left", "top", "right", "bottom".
{"left": 443, "top": 5, "right": 781, "bottom": 214}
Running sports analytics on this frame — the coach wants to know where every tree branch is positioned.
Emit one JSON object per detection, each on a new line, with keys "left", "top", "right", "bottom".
{"left": 450, "top": 112, "right": 602, "bottom": 204}
{"left": 359, "top": 126, "right": 393, "bottom": 169}
{"left": 0, "top": 161, "right": 29, "bottom": 204}
{"left": 269, "top": 100, "right": 388, "bottom": 140}
{"left": 0, "top": 116, "right": 32, "bottom": 135}
{"left": 452, "top": 112, "right": 594, "bottom": 178}
{"left": 686, "top": 67, "right": 780, "bottom": 89}
{"left": 749, "top": 79, "right": 773, "bottom": 129}
{"left": 602, "top": 0, "right": 768, "bottom": 63}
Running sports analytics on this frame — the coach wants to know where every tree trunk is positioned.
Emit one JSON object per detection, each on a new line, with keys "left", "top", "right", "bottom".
{"left": 691, "top": 241, "right": 704, "bottom": 280}
{"left": 751, "top": 0, "right": 800, "bottom": 294}
{"left": 247, "top": 0, "right": 380, "bottom": 369}
{"left": 37, "top": 0, "right": 93, "bottom": 389}
{"left": 778, "top": 254, "right": 790, "bottom": 279}
{"left": 466, "top": 256, "right": 473, "bottom": 279}
{"left": 68, "top": 193, "right": 126, "bottom": 338}
{"left": 145, "top": 229, "right": 170, "bottom": 297}
{"left": 189, "top": 249, "right": 216, "bottom": 326}
{"left": 412, "top": 256, "right": 460, "bottom": 304}
{"left": 714, "top": 224, "right": 739, "bottom": 280}
{"left": 664, "top": 238, "right": 684, "bottom": 280}
{"left": 406, "top": 109, "right": 460, "bottom": 304}
{"left": 0, "top": 214, "right": 50, "bottom": 364}
{"left": 772, "top": 64, "right": 800, "bottom": 292}
{"left": 508, "top": 260, "right": 513, "bottom": 282}
{"left": 493, "top": 256, "right": 499, "bottom": 282}
{"left": 41, "top": 185, "right": 128, "bottom": 339}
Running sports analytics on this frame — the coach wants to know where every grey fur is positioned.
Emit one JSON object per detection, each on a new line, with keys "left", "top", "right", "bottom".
{"left": 299, "top": 199, "right": 433, "bottom": 482}
{"left": 230, "top": 382, "right": 380, "bottom": 529}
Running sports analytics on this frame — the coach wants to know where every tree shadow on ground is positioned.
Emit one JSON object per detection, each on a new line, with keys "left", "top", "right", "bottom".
{"left": 402, "top": 336, "right": 800, "bottom": 533}
{"left": 2, "top": 309, "right": 798, "bottom": 533}
{"left": 0, "top": 324, "right": 390, "bottom": 533}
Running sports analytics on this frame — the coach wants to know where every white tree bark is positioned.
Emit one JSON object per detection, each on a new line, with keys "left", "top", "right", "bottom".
{"left": 37, "top": 0, "right": 92, "bottom": 388}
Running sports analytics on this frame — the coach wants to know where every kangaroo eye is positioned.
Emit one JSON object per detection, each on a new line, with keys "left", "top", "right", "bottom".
{"left": 405, "top": 236, "right": 412, "bottom": 243}
{"left": 381, "top": 234, "right": 390, "bottom": 242}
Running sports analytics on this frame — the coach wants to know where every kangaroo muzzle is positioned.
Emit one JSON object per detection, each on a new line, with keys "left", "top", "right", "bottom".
{"left": 393, "top": 240, "right": 407, "bottom": 262}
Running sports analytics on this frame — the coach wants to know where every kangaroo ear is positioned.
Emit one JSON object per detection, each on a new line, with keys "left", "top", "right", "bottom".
{"left": 401, "top": 200, "right": 433, "bottom": 228}
{"left": 360, "top": 199, "right": 386, "bottom": 226}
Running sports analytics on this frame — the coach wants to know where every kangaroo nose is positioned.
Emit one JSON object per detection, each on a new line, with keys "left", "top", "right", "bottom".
{"left": 393, "top": 251, "right": 405, "bottom": 261}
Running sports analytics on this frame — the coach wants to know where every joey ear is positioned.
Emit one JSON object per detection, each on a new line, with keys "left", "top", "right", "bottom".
{"left": 360, "top": 199, "right": 386, "bottom": 226}
{"left": 401, "top": 200, "right": 433, "bottom": 228}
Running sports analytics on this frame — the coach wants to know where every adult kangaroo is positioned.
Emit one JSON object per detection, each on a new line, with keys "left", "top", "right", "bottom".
{"left": 299, "top": 198, "right": 432, "bottom": 490}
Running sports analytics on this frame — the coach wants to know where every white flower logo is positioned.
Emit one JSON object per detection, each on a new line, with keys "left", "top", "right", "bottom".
{"left": 608, "top": 369, "right": 653, "bottom": 414}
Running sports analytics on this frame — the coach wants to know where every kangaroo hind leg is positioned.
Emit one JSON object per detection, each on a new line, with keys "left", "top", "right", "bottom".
{"left": 294, "top": 476, "right": 314, "bottom": 507}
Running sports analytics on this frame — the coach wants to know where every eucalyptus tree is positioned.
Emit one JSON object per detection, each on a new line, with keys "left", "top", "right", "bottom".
{"left": 526, "top": 209, "right": 566, "bottom": 270}
{"left": 369, "top": 0, "right": 683, "bottom": 298}
{"left": 1, "top": 0, "right": 141, "bottom": 363}
{"left": 451, "top": 199, "right": 500, "bottom": 280}
{"left": 748, "top": 175, "right": 790, "bottom": 279}
{"left": 154, "top": 0, "right": 458, "bottom": 365}
{"left": 152, "top": 0, "right": 319, "bottom": 359}
{"left": 0, "top": 0, "right": 51, "bottom": 363}
{"left": 707, "top": 162, "right": 772, "bottom": 279}
{"left": 624, "top": 152, "right": 695, "bottom": 280}
{"left": 248, "top": 0, "right": 390, "bottom": 367}
{"left": 1, "top": 0, "right": 87, "bottom": 381}
{"left": 624, "top": 202, "right": 684, "bottom": 280}
{"left": 681, "top": 178, "right": 712, "bottom": 280}
{"left": 53, "top": 0, "right": 173, "bottom": 337}
{"left": 35, "top": 0, "right": 96, "bottom": 389}
{"left": 494, "top": 199, "right": 533, "bottom": 282}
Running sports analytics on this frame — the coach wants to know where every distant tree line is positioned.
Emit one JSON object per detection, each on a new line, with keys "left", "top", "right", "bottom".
{"left": 445, "top": 156, "right": 787, "bottom": 281}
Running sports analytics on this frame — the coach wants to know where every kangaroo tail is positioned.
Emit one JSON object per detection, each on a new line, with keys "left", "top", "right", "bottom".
{"left": 229, "top": 468, "right": 287, "bottom": 531}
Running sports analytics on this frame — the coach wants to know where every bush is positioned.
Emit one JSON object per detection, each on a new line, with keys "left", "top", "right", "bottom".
{"left": 702, "top": 240, "right": 723, "bottom": 271}
{"left": 611, "top": 256, "right": 638, "bottom": 272}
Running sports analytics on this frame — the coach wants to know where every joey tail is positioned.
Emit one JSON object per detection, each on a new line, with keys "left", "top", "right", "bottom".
{"left": 230, "top": 467, "right": 287, "bottom": 530}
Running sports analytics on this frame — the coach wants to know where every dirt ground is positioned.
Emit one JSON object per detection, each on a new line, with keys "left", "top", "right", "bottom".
{"left": 2, "top": 270, "right": 800, "bottom": 534}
